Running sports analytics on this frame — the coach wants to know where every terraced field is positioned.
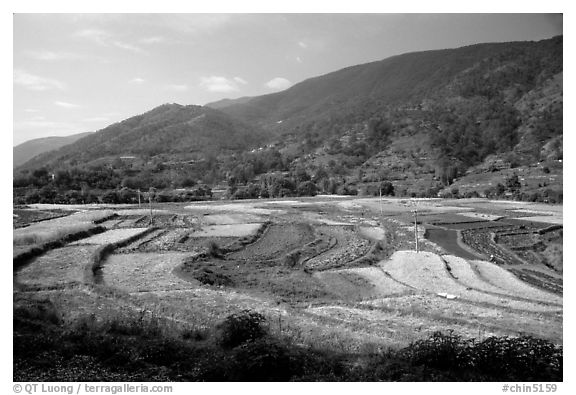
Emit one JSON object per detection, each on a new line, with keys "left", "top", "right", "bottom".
{"left": 227, "top": 223, "right": 314, "bottom": 262}
{"left": 13, "top": 196, "right": 563, "bottom": 363}
{"left": 305, "top": 225, "right": 372, "bottom": 270}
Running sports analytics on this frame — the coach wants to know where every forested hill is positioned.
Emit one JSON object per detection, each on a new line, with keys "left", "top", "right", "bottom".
{"left": 14, "top": 36, "right": 562, "bottom": 203}
{"left": 18, "top": 104, "right": 268, "bottom": 171}
{"left": 215, "top": 36, "right": 561, "bottom": 142}
{"left": 13, "top": 132, "right": 92, "bottom": 168}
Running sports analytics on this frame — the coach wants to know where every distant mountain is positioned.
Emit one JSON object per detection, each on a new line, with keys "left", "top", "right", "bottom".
{"left": 14, "top": 37, "right": 562, "bottom": 201}
{"left": 18, "top": 104, "right": 268, "bottom": 171}
{"left": 218, "top": 37, "right": 562, "bottom": 138}
{"left": 13, "top": 132, "right": 92, "bottom": 168}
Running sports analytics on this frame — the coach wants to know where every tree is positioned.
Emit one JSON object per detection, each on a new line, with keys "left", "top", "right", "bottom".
{"left": 380, "top": 181, "right": 394, "bottom": 196}
{"left": 505, "top": 174, "right": 521, "bottom": 192}
{"left": 296, "top": 181, "right": 318, "bottom": 197}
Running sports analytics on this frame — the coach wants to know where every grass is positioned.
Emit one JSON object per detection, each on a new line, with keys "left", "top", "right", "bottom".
{"left": 13, "top": 223, "right": 99, "bottom": 246}
{"left": 86, "top": 227, "right": 158, "bottom": 281}
{"left": 13, "top": 226, "right": 107, "bottom": 271}
{"left": 13, "top": 299, "right": 562, "bottom": 381}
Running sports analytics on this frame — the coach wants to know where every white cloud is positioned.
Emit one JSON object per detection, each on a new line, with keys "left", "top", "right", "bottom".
{"left": 140, "top": 36, "right": 165, "bottom": 44}
{"left": 265, "top": 77, "right": 292, "bottom": 91}
{"left": 112, "top": 41, "right": 147, "bottom": 55}
{"left": 25, "top": 50, "right": 81, "bottom": 61}
{"left": 75, "top": 29, "right": 111, "bottom": 45}
{"left": 298, "top": 41, "right": 308, "bottom": 49}
{"left": 75, "top": 29, "right": 147, "bottom": 55}
{"left": 129, "top": 77, "right": 145, "bottom": 84}
{"left": 164, "top": 84, "right": 189, "bottom": 92}
{"left": 296, "top": 56, "right": 303, "bottom": 64}
{"left": 14, "top": 70, "right": 65, "bottom": 91}
{"left": 200, "top": 76, "right": 248, "bottom": 93}
{"left": 54, "top": 101, "right": 81, "bottom": 109}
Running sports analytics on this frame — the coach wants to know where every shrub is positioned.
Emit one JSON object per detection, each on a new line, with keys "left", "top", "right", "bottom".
{"left": 207, "top": 241, "right": 223, "bottom": 258}
{"left": 403, "top": 331, "right": 563, "bottom": 381}
{"left": 216, "top": 310, "right": 268, "bottom": 349}
{"left": 230, "top": 338, "right": 294, "bottom": 381}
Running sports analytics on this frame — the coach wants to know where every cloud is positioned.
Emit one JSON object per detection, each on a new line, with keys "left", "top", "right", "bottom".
{"left": 151, "top": 14, "right": 233, "bottom": 34}
{"left": 75, "top": 29, "right": 111, "bottom": 45}
{"left": 298, "top": 41, "right": 308, "bottom": 49}
{"left": 296, "top": 56, "right": 303, "bottom": 64}
{"left": 129, "top": 77, "right": 145, "bottom": 84}
{"left": 200, "top": 76, "right": 248, "bottom": 93}
{"left": 265, "top": 77, "right": 292, "bottom": 91}
{"left": 14, "top": 70, "right": 65, "bottom": 91}
{"left": 140, "top": 36, "right": 165, "bottom": 44}
{"left": 25, "top": 50, "right": 81, "bottom": 61}
{"left": 112, "top": 41, "right": 147, "bottom": 55}
{"left": 164, "top": 84, "right": 189, "bottom": 92}
{"left": 54, "top": 101, "right": 81, "bottom": 109}
{"left": 75, "top": 28, "right": 147, "bottom": 55}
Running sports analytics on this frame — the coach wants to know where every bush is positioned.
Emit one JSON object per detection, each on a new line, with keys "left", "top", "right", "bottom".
{"left": 207, "top": 241, "right": 223, "bottom": 258}
{"left": 216, "top": 310, "right": 268, "bottom": 349}
{"left": 230, "top": 338, "right": 294, "bottom": 381}
{"left": 403, "top": 331, "right": 562, "bottom": 381}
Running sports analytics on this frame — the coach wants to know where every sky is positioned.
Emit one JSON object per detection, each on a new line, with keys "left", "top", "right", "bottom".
{"left": 13, "top": 13, "right": 562, "bottom": 146}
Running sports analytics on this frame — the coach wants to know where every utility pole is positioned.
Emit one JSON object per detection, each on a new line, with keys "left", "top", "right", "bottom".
{"left": 379, "top": 187, "right": 383, "bottom": 218}
{"left": 148, "top": 188, "right": 155, "bottom": 226}
{"left": 138, "top": 189, "right": 141, "bottom": 207}
{"left": 412, "top": 209, "right": 419, "bottom": 253}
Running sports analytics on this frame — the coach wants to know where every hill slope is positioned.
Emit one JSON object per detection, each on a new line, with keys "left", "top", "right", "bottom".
{"left": 218, "top": 37, "right": 561, "bottom": 138}
{"left": 18, "top": 104, "right": 267, "bottom": 171}
{"left": 13, "top": 132, "right": 92, "bottom": 168}
{"left": 14, "top": 36, "right": 562, "bottom": 203}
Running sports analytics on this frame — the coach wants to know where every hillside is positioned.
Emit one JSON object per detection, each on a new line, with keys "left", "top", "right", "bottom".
{"left": 13, "top": 132, "right": 92, "bottom": 168}
{"left": 13, "top": 36, "right": 562, "bottom": 204}
{"left": 17, "top": 104, "right": 268, "bottom": 171}
{"left": 213, "top": 36, "right": 562, "bottom": 199}
{"left": 217, "top": 37, "right": 561, "bottom": 137}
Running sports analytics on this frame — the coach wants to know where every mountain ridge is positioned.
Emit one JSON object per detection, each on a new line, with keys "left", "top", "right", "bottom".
{"left": 13, "top": 132, "right": 93, "bottom": 168}
{"left": 13, "top": 36, "right": 562, "bottom": 203}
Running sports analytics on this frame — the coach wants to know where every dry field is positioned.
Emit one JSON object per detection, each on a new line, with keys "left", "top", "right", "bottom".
{"left": 13, "top": 196, "right": 563, "bottom": 355}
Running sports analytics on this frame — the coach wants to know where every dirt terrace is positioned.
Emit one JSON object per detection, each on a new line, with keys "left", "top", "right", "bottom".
{"left": 13, "top": 197, "right": 564, "bottom": 353}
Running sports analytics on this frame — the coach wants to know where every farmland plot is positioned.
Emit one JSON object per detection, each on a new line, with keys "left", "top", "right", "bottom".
{"left": 69, "top": 228, "right": 149, "bottom": 245}
{"left": 17, "top": 245, "right": 101, "bottom": 288}
{"left": 13, "top": 197, "right": 564, "bottom": 364}
{"left": 315, "top": 267, "right": 412, "bottom": 300}
{"left": 102, "top": 252, "right": 196, "bottom": 293}
{"left": 359, "top": 294, "right": 562, "bottom": 343}
{"left": 227, "top": 223, "right": 314, "bottom": 262}
{"left": 201, "top": 213, "right": 263, "bottom": 225}
{"left": 191, "top": 223, "right": 263, "bottom": 238}
{"left": 14, "top": 210, "right": 114, "bottom": 243}
{"left": 471, "top": 260, "right": 562, "bottom": 305}
{"left": 442, "top": 255, "right": 515, "bottom": 295}
{"left": 379, "top": 252, "right": 560, "bottom": 312}
{"left": 305, "top": 226, "right": 371, "bottom": 270}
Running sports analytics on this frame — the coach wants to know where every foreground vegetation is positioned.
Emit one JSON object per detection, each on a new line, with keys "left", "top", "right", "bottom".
{"left": 14, "top": 301, "right": 562, "bottom": 382}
